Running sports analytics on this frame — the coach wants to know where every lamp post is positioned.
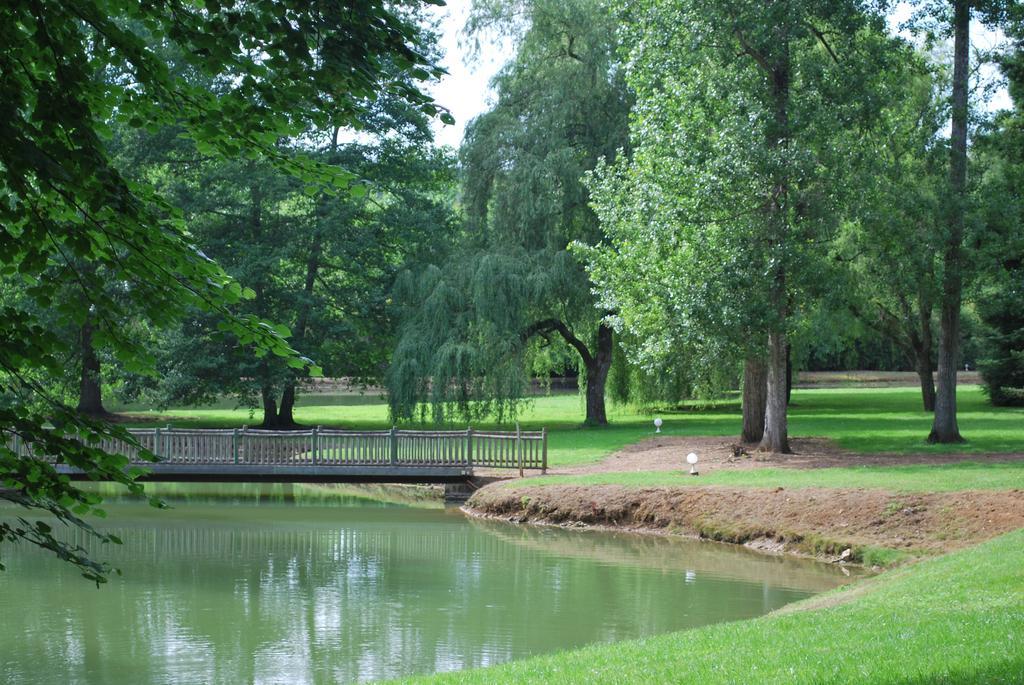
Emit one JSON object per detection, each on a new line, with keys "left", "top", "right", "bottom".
{"left": 654, "top": 418, "right": 663, "bottom": 434}
{"left": 686, "top": 452, "right": 699, "bottom": 476}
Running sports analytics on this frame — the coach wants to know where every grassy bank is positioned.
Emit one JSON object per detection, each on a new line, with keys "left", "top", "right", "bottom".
{"left": 392, "top": 527, "right": 1024, "bottom": 684}
{"left": 117, "top": 385, "right": 1024, "bottom": 467}
{"left": 515, "top": 460, "right": 1024, "bottom": 492}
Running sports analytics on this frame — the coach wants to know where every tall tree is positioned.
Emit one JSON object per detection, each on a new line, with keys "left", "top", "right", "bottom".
{"left": 838, "top": 57, "right": 947, "bottom": 411}
{"left": 387, "top": 0, "right": 631, "bottom": 426}
{"left": 974, "top": 16, "right": 1024, "bottom": 405}
{"left": 930, "top": 0, "right": 972, "bottom": 441}
{"left": 146, "top": 134, "right": 456, "bottom": 428}
{"left": 906, "top": 0, "right": 1017, "bottom": 441}
{"left": 0, "top": 0, "right": 445, "bottom": 582}
{"left": 585, "top": 0, "right": 898, "bottom": 452}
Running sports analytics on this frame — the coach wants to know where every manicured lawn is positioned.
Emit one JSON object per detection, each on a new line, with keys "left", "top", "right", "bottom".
{"left": 115, "top": 385, "right": 1024, "bottom": 467}
{"left": 785, "top": 387, "right": 1024, "bottom": 454}
{"left": 515, "top": 460, "right": 1024, "bottom": 492}
{"left": 392, "top": 527, "right": 1024, "bottom": 684}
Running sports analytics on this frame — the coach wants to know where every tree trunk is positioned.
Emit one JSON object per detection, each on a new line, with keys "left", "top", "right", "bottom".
{"left": 279, "top": 127, "right": 336, "bottom": 424}
{"left": 260, "top": 388, "right": 300, "bottom": 429}
{"left": 741, "top": 356, "right": 767, "bottom": 443}
{"left": 77, "top": 320, "right": 108, "bottom": 417}
{"left": 759, "top": 331, "right": 791, "bottom": 453}
{"left": 260, "top": 386, "right": 280, "bottom": 429}
{"left": 583, "top": 324, "right": 613, "bottom": 426}
{"left": 530, "top": 318, "right": 612, "bottom": 427}
{"left": 929, "top": 0, "right": 968, "bottom": 443}
{"left": 277, "top": 385, "right": 300, "bottom": 427}
{"left": 278, "top": 225, "right": 325, "bottom": 429}
{"left": 916, "top": 356, "right": 936, "bottom": 412}
{"left": 758, "top": 32, "right": 791, "bottom": 454}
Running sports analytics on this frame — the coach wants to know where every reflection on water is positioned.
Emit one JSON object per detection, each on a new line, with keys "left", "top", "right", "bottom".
{"left": 1, "top": 490, "right": 854, "bottom": 684}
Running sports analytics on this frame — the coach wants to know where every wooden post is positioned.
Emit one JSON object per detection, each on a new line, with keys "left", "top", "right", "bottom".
{"left": 542, "top": 428, "right": 548, "bottom": 474}
{"left": 154, "top": 426, "right": 163, "bottom": 459}
{"left": 516, "top": 422, "right": 523, "bottom": 477}
{"left": 240, "top": 425, "right": 247, "bottom": 464}
{"left": 312, "top": 426, "right": 321, "bottom": 465}
{"left": 232, "top": 428, "right": 239, "bottom": 464}
{"left": 466, "top": 427, "right": 473, "bottom": 468}
{"left": 390, "top": 426, "right": 398, "bottom": 466}
{"left": 12, "top": 434, "right": 20, "bottom": 458}
{"left": 165, "top": 424, "right": 172, "bottom": 460}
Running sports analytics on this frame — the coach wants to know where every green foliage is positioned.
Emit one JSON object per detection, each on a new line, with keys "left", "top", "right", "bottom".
{"left": 0, "top": 0, "right": 445, "bottom": 581}
{"left": 977, "top": 276, "right": 1024, "bottom": 405}
{"left": 132, "top": 131, "right": 456, "bottom": 422}
{"left": 831, "top": 52, "right": 946, "bottom": 376}
{"left": 387, "top": 0, "right": 631, "bottom": 425}
{"left": 582, "top": 0, "right": 899, "bottom": 391}
{"left": 606, "top": 337, "right": 738, "bottom": 409}
{"left": 975, "top": 28, "right": 1024, "bottom": 406}
{"left": 970, "top": 72, "right": 1024, "bottom": 403}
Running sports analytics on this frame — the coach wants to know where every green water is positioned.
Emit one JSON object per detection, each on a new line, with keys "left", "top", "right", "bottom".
{"left": 1, "top": 489, "right": 855, "bottom": 684}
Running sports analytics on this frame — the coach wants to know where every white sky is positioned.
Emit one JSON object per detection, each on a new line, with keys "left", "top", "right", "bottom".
{"left": 425, "top": 1, "right": 1013, "bottom": 149}
{"left": 425, "top": 1, "right": 506, "bottom": 149}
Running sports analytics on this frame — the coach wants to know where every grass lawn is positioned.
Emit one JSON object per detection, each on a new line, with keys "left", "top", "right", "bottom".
{"left": 115, "top": 385, "right": 1024, "bottom": 467}
{"left": 515, "top": 460, "right": 1024, "bottom": 492}
{"left": 392, "top": 527, "right": 1024, "bottom": 684}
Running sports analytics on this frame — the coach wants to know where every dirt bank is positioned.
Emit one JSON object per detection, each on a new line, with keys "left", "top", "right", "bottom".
{"left": 466, "top": 483, "right": 1024, "bottom": 564}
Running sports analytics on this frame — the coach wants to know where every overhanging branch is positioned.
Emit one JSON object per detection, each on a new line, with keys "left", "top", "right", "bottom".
{"left": 522, "top": 318, "right": 595, "bottom": 367}
{"left": 805, "top": 22, "right": 840, "bottom": 65}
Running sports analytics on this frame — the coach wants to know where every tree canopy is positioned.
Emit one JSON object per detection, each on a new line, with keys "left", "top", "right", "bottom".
{"left": 0, "top": 0, "right": 447, "bottom": 582}
{"left": 117, "top": 46, "right": 458, "bottom": 427}
{"left": 584, "top": 0, "right": 904, "bottom": 451}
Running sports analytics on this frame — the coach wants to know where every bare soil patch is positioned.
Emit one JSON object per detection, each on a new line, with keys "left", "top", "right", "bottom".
{"left": 547, "top": 435, "right": 1024, "bottom": 476}
{"left": 467, "top": 484, "right": 1024, "bottom": 562}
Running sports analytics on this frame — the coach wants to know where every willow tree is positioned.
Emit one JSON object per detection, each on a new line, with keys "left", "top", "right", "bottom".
{"left": 585, "top": 0, "right": 899, "bottom": 452}
{"left": 387, "top": 0, "right": 631, "bottom": 426}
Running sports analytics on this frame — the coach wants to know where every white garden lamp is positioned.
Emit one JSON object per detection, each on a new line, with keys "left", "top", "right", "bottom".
{"left": 654, "top": 417, "right": 663, "bottom": 433}
{"left": 686, "top": 452, "right": 699, "bottom": 476}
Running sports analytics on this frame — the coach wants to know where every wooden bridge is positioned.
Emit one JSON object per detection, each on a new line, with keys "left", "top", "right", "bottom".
{"left": 14, "top": 426, "right": 547, "bottom": 484}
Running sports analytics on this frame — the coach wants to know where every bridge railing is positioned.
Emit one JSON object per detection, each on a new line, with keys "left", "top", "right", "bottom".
{"left": 6, "top": 426, "right": 548, "bottom": 473}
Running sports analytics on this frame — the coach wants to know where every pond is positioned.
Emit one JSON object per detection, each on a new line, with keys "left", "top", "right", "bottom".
{"left": 0, "top": 486, "right": 856, "bottom": 684}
